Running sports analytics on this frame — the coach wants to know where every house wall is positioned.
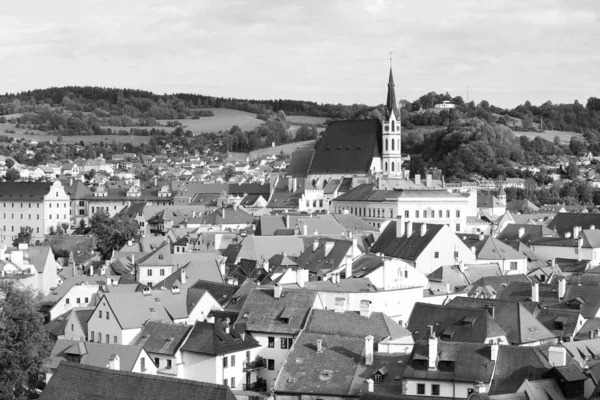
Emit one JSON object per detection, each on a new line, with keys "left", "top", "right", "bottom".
{"left": 414, "top": 226, "right": 477, "bottom": 275}
{"left": 403, "top": 379, "right": 488, "bottom": 399}
{"left": 49, "top": 285, "right": 99, "bottom": 321}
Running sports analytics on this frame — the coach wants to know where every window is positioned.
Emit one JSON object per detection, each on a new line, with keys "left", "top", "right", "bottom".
{"left": 231, "top": 377, "right": 235, "bottom": 389}
{"left": 417, "top": 384, "right": 425, "bottom": 394}
{"left": 223, "top": 356, "right": 228, "bottom": 368}
{"left": 268, "top": 359, "right": 275, "bottom": 370}
{"left": 268, "top": 336, "right": 275, "bottom": 348}
{"left": 167, "top": 359, "right": 172, "bottom": 369}
{"left": 510, "top": 262, "right": 518, "bottom": 270}
{"left": 99, "top": 310, "right": 102, "bottom": 318}
{"left": 432, "top": 384, "right": 440, "bottom": 396}
{"left": 141, "top": 357, "right": 146, "bottom": 371}
{"left": 114, "top": 336, "right": 118, "bottom": 343}
{"left": 106, "top": 312, "right": 110, "bottom": 320}
{"left": 231, "top": 355, "right": 235, "bottom": 367}
{"left": 434, "top": 252, "right": 439, "bottom": 259}
{"left": 148, "top": 269, "right": 153, "bottom": 276}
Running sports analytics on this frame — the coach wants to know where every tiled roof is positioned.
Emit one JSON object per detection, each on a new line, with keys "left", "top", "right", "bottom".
{"left": 447, "top": 297, "right": 555, "bottom": 344}
{"left": 305, "top": 309, "right": 411, "bottom": 342}
{"left": 274, "top": 332, "right": 365, "bottom": 395}
{"left": 131, "top": 321, "right": 192, "bottom": 356}
{"left": 235, "top": 288, "right": 316, "bottom": 334}
{"left": 308, "top": 119, "right": 381, "bottom": 175}
{"left": 548, "top": 213, "right": 600, "bottom": 236}
{"left": 40, "top": 362, "right": 236, "bottom": 400}
{"left": 407, "top": 303, "right": 506, "bottom": 343}
{"left": 370, "top": 221, "right": 443, "bottom": 261}
{"left": 489, "top": 345, "right": 551, "bottom": 395}
{"left": 180, "top": 321, "right": 259, "bottom": 355}
{"left": 47, "top": 339, "right": 143, "bottom": 372}
{"left": 0, "top": 182, "right": 53, "bottom": 201}
{"left": 403, "top": 341, "right": 496, "bottom": 383}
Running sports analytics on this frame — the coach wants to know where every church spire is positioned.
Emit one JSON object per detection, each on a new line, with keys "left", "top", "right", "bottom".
{"left": 385, "top": 60, "right": 399, "bottom": 120}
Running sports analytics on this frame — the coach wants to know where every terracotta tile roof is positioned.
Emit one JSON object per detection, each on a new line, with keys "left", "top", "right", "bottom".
{"left": 131, "top": 321, "right": 192, "bottom": 356}
{"left": 180, "top": 321, "right": 259, "bottom": 355}
{"left": 235, "top": 288, "right": 316, "bottom": 334}
{"left": 305, "top": 309, "right": 411, "bottom": 342}
{"left": 40, "top": 362, "right": 236, "bottom": 400}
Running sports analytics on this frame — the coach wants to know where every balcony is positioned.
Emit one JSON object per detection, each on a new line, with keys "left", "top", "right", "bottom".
{"left": 243, "top": 357, "right": 266, "bottom": 372}
{"left": 242, "top": 379, "right": 267, "bottom": 391}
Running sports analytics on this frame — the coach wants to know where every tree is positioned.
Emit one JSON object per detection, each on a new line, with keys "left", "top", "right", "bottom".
{"left": 89, "top": 209, "right": 140, "bottom": 258}
{"left": 5, "top": 169, "right": 20, "bottom": 181}
{"left": 0, "top": 281, "right": 51, "bottom": 398}
{"left": 12, "top": 226, "right": 33, "bottom": 248}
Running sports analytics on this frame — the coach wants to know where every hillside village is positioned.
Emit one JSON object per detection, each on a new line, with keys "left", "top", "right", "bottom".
{"left": 4, "top": 69, "right": 600, "bottom": 400}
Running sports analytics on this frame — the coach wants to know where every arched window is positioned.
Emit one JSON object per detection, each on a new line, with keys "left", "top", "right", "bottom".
{"left": 391, "top": 140, "right": 395, "bottom": 151}
{"left": 385, "top": 162, "right": 388, "bottom": 172}
{"left": 385, "top": 139, "right": 388, "bottom": 151}
{"left": 392, "top": 120, "right": 395, "bottom": 131}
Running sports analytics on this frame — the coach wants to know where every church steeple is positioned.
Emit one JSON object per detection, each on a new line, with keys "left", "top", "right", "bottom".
{"left": 385, "top": 67, "right": 399, "bottom": 119}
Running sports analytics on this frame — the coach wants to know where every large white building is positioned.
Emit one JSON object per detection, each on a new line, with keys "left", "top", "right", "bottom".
{"left": 0, "top": 181, "right": 71, "bottom": 242}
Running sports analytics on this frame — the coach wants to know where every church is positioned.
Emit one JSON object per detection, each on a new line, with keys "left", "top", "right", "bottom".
{"left": 288, "top": 65, "right": 413, "bottom": 189}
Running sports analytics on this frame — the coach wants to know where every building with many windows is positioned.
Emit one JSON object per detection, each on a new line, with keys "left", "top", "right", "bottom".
{"left": 0, "top": 181, "right": 70, "bottom": 242}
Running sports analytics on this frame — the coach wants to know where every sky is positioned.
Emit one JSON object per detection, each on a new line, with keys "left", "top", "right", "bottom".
{"left": 2, "top": 0, "right": 599, "bottom": 109}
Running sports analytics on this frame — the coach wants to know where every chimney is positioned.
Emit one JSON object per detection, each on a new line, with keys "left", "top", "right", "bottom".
{"left": 531, "top": 282, "right": 539, "bottom": 303}
{"left": 426, "top": 174, "right": 433, "bottom": 188}
{"left": 180, "top": 269, "right": 186, "bottom": 285}
{"left": 574, "top": 226, "right": 581, "bottom": 238}
{"left": 396, "top": 218, "right": 405, "bottom": 238}
{"left": 473, "top": 382, "right": 486, "bottom": 394}
{"left": 296, "top": 269, "right": 307, "bottom": 288}
{"left": 360, "top": 300, "right": 372, "bottom": 318}
{"left": 324, "top": 241, "right": 334, "bottom": 258}
{"left": 518, "top": 227, "right": 525, "bottom": 239}
{"left": 313, "top": 238, "right": 319, "bottom": 252}
{"left": 365, "top": 379, "right": 374, "bottom": 393}
{"left": 490, "top": 341, "right": 499, "bottom": 362}
{"left": 108, "top": 354, "right": 120, "bottom": 370}
{"left": 406, "top": 222, "right": 413, "bottom": 238}
{"left": 420, "top": 223, "right": 427, "bottom": 237}
{"left": 428, "top": 331, "right": 438, "bottom": 369}
{"left": 485, "top": 305, "right": 495, "bottom": 319}
{"left": 548, "top": 345, "right": 566, "bottom": 367}
{"left": 317, "top": 339, "right": 323, "bottom": 353}
{"left": 558, "top": 278, "right": 566, "bottom": 300}
{"left": 414, "top": 173, "right": 421, "bottom": 186}
{"left": 262, "top": 259, "right": 270, "bottom": 273}
{"left": 274, "top": 284, "right": 282, "bottom": 299}
{"left": 365, "top": 335, "right": 374, "bottom": 366}
{"left": 345, "top": 254, "right": 352, "bottom": 279}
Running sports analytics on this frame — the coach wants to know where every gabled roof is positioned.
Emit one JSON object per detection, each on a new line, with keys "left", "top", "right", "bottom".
{"left": 407, "top": 303, "right": 506, "bottom": 343}
{"left": 305, "top": 309, "right": 411, "bottom": 342}
{"left": 180, "top": 321, "right": 259, "bottom": 355}
{"left": 40, "top": 362, "right": 236, "bottom": 400}
{"left": 370, "top": 221, "right": 444, "bottom": 261}
{"left": 235, "top": 288, "right": 316, "bottom": 334}
{"left": 308, "top": 119, "right": 382, "bottom": 175}
{"left": 130, "top": 321, "right": 192, "bottom": 356}
{"left": 447, "top": 297, "right": 555, "bottom": 344}
{"left": 548, "top": 213, "right": 600, "bottom": 236}
{"left": 404, "top": 341, "right": 496, "bottom": 383}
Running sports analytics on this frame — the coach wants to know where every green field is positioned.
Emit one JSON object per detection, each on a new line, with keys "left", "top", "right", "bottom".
{"left": 286, "top": 115, "right": 330, "bottom": 125}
